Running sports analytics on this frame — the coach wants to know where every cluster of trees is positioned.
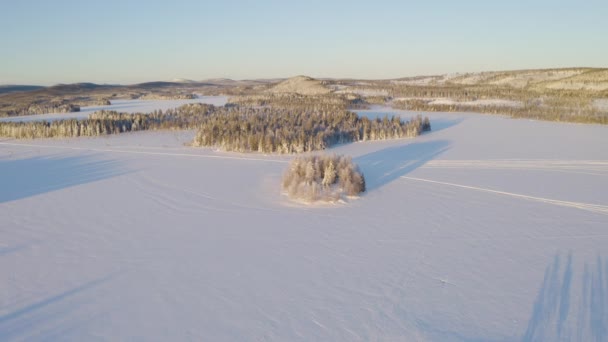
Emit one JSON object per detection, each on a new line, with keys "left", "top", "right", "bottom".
{"left": 386, "top": 82, "right": 605, "bottom": 102}
{"left": 0, "top": 114, "right": 146, "bottom": 139}
{"left": 0, "top": 103, "right": 215, "bottom": 139}
{"left": 390, "top": 84, "right": 521, "bottom": 101}
{"left": 5, "top": 103, "right": 81, "bottom": 116}
{"left": 363, "top": 82, "right": 608, "bottom": 124}
{"left": 192, "top": 107, "right": 431, "bottom": 153}
{"left": 228, "top": 94, "right": 352, "bottom": 111}
{"left": 95, "top": 98, "right": 112, "bottom": 106}
{"left": 392, "top": 98, "right": 608, "bottom": 124}
{"left": 0, "top": 103, "right": 432, "bottom": 154}
{"left": 282, "top": 154, "right": 365, "bottom": 202}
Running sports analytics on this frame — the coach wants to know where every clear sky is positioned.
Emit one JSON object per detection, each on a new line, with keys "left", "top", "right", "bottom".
{"left": 1, "top": 0, "right": 607, "bottom": 85}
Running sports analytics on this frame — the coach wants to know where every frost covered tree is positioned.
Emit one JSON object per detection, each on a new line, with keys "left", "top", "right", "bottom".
{"left": 322, "top": 160, "right": 336, "bottom": 187}
{"left": 282, "top": 154, "right": 365, "bottom": 202}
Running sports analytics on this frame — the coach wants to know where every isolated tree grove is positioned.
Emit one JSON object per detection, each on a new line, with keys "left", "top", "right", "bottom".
{"left": 282, "top": 154, "right": 366, "bottom": 202}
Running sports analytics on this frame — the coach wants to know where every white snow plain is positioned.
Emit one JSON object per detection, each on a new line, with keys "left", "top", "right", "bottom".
{"left": 1, "top": 105, "right": 608, "bottom": 341}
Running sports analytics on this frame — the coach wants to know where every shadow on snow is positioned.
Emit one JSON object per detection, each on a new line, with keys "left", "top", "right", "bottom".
{"left": 0, "top": 274, "right": 116, "bottom": 341}
{"left": 0, "top": 155, "right": 128, "bottom": 203}
{"left": 355, "top": 139, "right": 450, "bottom": 192}
{"left": 523, "top": 253, "right": 608, "bottom": 342}
{"left": 410, "top": 252, "right": 608, "bottom": 342}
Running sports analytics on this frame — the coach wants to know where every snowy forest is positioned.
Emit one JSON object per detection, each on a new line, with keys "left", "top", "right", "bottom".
{"left": 192, "top": 108, "right": 430, "bottom": 153}
{"left": 391, "top": 97, "right": 607, "bottom": 124}
{"left": 0, "top": 103, "right": 431, "bottom": 154}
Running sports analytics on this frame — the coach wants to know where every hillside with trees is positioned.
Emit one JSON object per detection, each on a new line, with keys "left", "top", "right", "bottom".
{"left": 266, "top": 76, "right": 332, "bottom": 95}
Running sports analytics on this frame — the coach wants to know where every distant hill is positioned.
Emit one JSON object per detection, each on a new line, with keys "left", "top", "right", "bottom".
{"left": 170, "top": 78, "right": 198, "bottom": 84}
{"left": 132, "top": 81, "right": 187, "bottom": 89}
{"left": 0, "top": 85, "right": 45, "bottom": 95}
{"left": 392, "top": 67, "right": 608, "bottom": 91}
{"left": 48, "top": 83, "right": 110, "bottom": 92}
{"left": 201, "top": 78, "right": 238, "bottom": 85}
{"left": 267, "top": 76, "right": 332, "bottom": 95}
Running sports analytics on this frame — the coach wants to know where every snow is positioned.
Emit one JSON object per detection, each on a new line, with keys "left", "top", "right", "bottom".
{"left": 594, "top": 99, "right": 608, "bottom": 112}
{"left": 1, "top": 107, "right": 608, "bottom": 340}
{"left": 0, "top": 96, "right": 228, "bottom": 123}
{"left": 428, "top": 98, "right": 522, "bottom": 107}
{"left": 335, "top": 88, "right": 389, "bottom": 97}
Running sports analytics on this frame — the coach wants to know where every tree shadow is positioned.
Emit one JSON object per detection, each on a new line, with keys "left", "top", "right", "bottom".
{"left": 0, "top": 155, "right": 128, "bottom": 203}
{"left": 355, "top": 140, "right": 450, "bottom": 191}
{"left": 0, "top": 274, "right": 115, "bottom": 340}
{"left": 387, "top": 252, "right": 606, "bottom": 342}
{"left": 523, "top": 253, "right": 573, "bottom": 341}
{"left": 0, "top": 241, "right": 37, "bottom": 257}
{"left": 523, "top": 253, "right": 608, "bottom": 342}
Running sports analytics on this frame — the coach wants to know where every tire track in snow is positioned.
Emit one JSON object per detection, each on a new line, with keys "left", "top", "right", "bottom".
{"left": 421, "top": 159, "right": 608, "bottom": 176}
{"left": 401, "top": 176, "right": 608, "bottom": 215}
{"left": 0, "top": 141, "right": 288, "bottom": 164}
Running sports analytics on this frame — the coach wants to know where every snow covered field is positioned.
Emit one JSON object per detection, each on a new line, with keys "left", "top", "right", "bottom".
{"left": 1, "top": 106, "right": 608, "bottom": 341}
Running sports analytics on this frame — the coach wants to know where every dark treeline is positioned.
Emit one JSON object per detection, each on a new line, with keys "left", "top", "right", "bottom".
{"left": 0, "top": 103, "right": 431, "bottom": 154}
{"left": 228, "top": 94, "right": 353, "bottom": 111}
{"left": 391, "top": 99, "right": 608, "bottom": 124}
{"left": 0, "top": 103, "right": 215, "bottom": 139}
{"left": 5, "top": 103, "right": 81, "bottom": 117}
{"left": 192, "top": 107, "right": 431, "bottom": 153}
{"left": 387, "top": 83, "right": 608, "bottom": 102}
{"left": 282, "top": 154, "right": 366, "bottom": 202}
{"left": 369, "top": 83, "right": 608, "bottom": 124}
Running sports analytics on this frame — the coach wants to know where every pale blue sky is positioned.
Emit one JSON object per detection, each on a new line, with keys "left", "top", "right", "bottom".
{"left": 1, "top": 0, "right": 606, "bottom": 85}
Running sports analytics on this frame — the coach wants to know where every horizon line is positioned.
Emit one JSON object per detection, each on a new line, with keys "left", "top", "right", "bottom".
{"left": 2, "top": 66, "right": 606, "bottom": 87}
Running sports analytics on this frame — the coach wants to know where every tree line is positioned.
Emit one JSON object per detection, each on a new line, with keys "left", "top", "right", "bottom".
{"left": 391, "top": 98, "right": 608, "bottom": 124}
{"left": 228, "top": 93, "right": 353, "bottom": 111}
{"left": 192, "top": 107, "right": 431, "bottom": 153}
{"left": 4, "top": 103, "right": 81, "bottom": 117}
{"left": 0, "top": 103, "right": 431, "bottom": 154}
{"left": 0, "top": 104, "right": 215, "bottom": 139}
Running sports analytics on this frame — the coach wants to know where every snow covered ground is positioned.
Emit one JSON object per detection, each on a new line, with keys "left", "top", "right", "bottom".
{"left": 427, "top": 98, "right": 522, "bottom": 108}
{"left": 0, "top": 96, "right": 228, "bottom": 123}
{"left": 594, "top": 99, "right": 608, "bottom": 112}
{"left": 335, "top": 88, "right": 390, "bottom": 97}
{"left": 1, "top": 106, "right": 608, "bottom": 341}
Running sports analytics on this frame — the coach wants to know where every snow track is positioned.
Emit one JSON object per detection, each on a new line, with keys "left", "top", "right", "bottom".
{"left": 402, "top": 176, "right": 608, "bottom": 215}
{"left": 422, "top": 159, "right": 608, "bottom": 176}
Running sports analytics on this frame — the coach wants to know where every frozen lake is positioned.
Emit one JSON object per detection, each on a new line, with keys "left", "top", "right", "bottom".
{"left": 0, "top": 96, "right": 228, "bottom": 123}
{"left": 1, "top": 107, "right": 607, "bottom": 340}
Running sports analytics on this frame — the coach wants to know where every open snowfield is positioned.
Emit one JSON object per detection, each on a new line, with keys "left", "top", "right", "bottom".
{"left": 1, "top": 105, "right": 608, "bottom": 341}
